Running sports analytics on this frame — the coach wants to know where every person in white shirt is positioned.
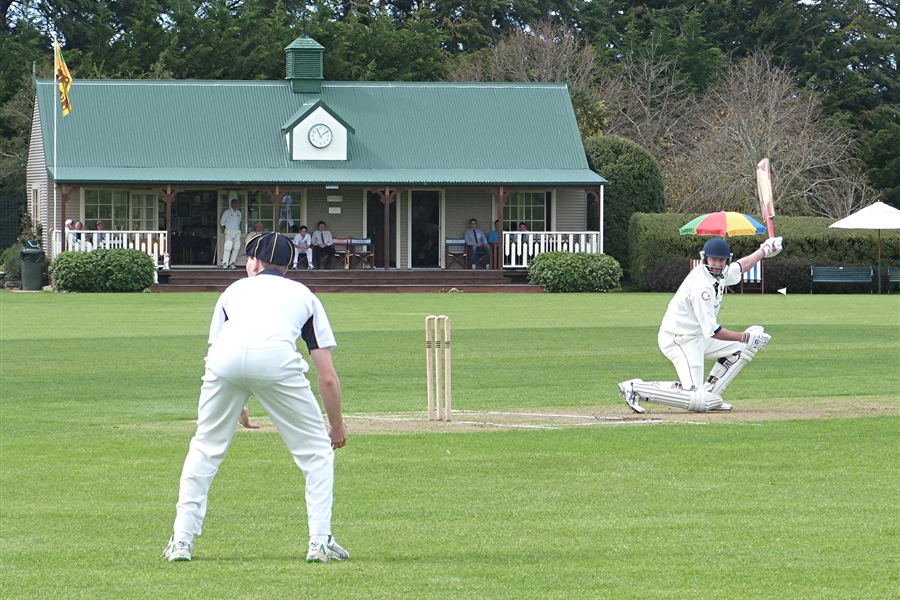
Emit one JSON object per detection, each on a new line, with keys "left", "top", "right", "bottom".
{"left": 618, "top": 236, "right": 782, "bottom": 413}
{"left": 293, "top": 225, "right": 314, "bottom": 269}
{"left": 64, "top": 219, "right": 77, "bottom": 251}
{"left": 311, "top": 221, "right": 335, "bottom": 269}
{"left": 163, "top": 231, "right": 348, "bottom": 564}
{"left": 220, "top": 197, "right": 242, "bottom": 269}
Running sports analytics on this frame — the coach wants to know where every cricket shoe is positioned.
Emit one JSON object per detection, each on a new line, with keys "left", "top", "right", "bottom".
{"left": 618, "top": 379, "right": 645, "bottom": 414}
{"left": 162, "top": 535, "right": 192, "bottom": 562}
{"left": 306, "top": 536, "right": 350, "bottom": 563}
{"left": 711, "top": 402, "right": 733, "bottom": 411}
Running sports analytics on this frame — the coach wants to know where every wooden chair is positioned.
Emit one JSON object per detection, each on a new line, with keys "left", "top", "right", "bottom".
{"left": 348, "top": 237, "right": 374, "bottom": 269}
{"left": 445, "top": 238, "right": 468, "bottom": 269}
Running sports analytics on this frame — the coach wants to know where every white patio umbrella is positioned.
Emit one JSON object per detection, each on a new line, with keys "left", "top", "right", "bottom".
{"left": 830, "top": 201, "right": 900, "bottom": 293}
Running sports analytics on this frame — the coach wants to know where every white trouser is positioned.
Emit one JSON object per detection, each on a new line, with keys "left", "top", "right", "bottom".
{"left": 658, "top": 330, "right": 744, "bottom": 390}
{"left": 222, "top": 228, "right": 241, "bottom": 265}
{"left": 294, "top": 247, "right": 313, "bottom": 268}
{"left": 174, "top": 343, "right": 334, "bottom": 542}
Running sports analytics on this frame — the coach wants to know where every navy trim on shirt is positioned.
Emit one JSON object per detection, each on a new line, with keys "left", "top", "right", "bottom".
{"left": 300, "top": 316, "right": 320, "bottom": 352}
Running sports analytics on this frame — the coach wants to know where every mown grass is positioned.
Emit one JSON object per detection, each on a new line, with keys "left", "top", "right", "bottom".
{"left": 1, "top": 291, "right": 898, "bottom": 599}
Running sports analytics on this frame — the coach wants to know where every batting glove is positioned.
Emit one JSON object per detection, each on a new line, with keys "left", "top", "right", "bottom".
{"left": 743, "top": 325, "right": 771, "bottom": 350}
{"left": 760, "top": 236, "right": 783, "bottom": 258}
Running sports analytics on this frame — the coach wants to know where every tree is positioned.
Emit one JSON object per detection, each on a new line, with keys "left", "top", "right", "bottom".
{"left": 583, "top": 135, "right": 665, "bottom": 274}
{"left": 595, "top": 34, "right": 698, "bottom": 160}
{"left": 444, "top": 18, "right": 606, "bottom": 138}
{"left": 663, "top": 54, "right": 875, "bottom": 218}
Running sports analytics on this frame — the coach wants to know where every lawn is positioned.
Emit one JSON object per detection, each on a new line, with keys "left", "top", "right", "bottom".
{"left": 1, "top": 291, "right": 898, "bottom": 599}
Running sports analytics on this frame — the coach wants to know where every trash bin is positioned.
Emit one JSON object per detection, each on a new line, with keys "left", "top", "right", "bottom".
{"left": 20, "top": 244, "right": 45, "bottom": 291}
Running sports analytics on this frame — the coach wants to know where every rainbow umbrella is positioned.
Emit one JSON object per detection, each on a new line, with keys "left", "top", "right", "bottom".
{"left": 680, "top": 212, "right": 766, "bottom": 237}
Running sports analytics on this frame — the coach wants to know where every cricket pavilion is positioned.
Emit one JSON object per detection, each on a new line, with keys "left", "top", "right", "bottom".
{"left": 26, "top": 35, "right": 608, "bottom": 288}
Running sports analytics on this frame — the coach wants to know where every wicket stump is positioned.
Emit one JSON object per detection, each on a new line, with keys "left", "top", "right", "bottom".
{"left": 425, "top": 315, "right": 452, "bottom": 421}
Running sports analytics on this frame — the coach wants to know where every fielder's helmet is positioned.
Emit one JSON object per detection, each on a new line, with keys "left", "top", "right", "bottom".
{"left": 702, "top": 237, "right": 732, "bottom": 259}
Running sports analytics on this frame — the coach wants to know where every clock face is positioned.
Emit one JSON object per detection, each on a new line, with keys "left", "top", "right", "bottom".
{"left": 308, "top": 124, "right": 333, "bottom": 148}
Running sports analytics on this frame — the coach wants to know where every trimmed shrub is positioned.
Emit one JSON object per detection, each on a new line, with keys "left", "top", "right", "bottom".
{"left": 1, "top": 244, "right": 24, "bottom": 279}
{"left": 100, "top": 249, "right": 155, "bottom": 292}
{"left": 51, "top": 249, "right": 154, "bottom": 292}
{"left": 527, "top": 252, "right": 623, "bottom": 293}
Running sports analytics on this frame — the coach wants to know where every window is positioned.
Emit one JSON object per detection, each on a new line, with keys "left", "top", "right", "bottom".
{"left": 503, "top": 191, "right": 550, "bottom": 231}
{"left": 31, "top": 188, "right": 39, "bottom": 223}
{"left": 84, "top": 189, "right": 160, "bottom": 230}
{"left": 244, "top": 191, "right": 274, "bottom": 231}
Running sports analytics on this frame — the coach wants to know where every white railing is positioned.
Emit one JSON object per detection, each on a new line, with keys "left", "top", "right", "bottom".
{"left": 502, "top": 231, "right": 602, "bottom": 269}
{"left": 52, "top": 230, "right": 170, "bottom": 281}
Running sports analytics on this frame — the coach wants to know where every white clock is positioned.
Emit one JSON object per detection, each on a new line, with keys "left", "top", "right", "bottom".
{"left": 308, "top": 124, "right": 333, "bottom": 148}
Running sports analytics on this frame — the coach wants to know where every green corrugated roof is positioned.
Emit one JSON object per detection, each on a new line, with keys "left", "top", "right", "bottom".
{"left": 36, "top": 79, "right": 606, "bottom": 186}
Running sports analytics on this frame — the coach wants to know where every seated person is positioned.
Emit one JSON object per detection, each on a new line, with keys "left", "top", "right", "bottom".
{"left": 487, "top": 220, "right": 501, "bottom": 244}
{"left": 464, "top": 218, "right": 490, "bottom": 269}
{"left": 292, "top": 225, "right": 314, "bottom": 269}
{"left": 74, "top": 221, "right": 93, "bottom": 251}
{"left": 311, "top": 220, "right": 335, "bottom": 269}
{"left": 94, "top": 220, "right": 108, "bottom": 247}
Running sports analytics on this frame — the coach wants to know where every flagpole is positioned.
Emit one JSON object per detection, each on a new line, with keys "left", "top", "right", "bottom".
{"left": 52, "top": 32, "right": 59, "bottom": 253}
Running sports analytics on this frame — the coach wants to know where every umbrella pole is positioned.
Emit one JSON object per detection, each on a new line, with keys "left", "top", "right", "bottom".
{"left": 878, "top": 230, "right": 882, "bottom": 294}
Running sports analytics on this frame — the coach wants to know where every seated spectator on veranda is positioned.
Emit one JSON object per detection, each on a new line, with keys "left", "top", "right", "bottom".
{"left": 292, "top": 225, "right": 314, "bottom": 270}
{"left": 464, "top": 218, "right": 490, "bottom": 269}
{"left": 94, "top": 220, "right": 108, "bottom": 248}
{"left": 311, "top": 221, "right": 336, "bottom": 269}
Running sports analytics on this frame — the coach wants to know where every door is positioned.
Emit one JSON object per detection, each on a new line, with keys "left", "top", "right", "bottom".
{"left": 410, "top": 191, "right": 440, "bottom": 268}
{"left": 367, "top": 191, "right": 397, "bottom": 269}
{"left": 172, "top": 191, "right": 219, "bottom": 265}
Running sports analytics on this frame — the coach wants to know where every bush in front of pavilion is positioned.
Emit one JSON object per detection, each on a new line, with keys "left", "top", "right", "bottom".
{"left": 527, "top": 252, "right": 623, "bottom": 293}
{"left": 51, "top": 249, "right": 155, "bottom": 293}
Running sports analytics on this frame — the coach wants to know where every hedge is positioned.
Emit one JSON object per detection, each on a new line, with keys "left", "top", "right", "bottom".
{"left": 51, "top": 249, "right": 155, "bottom": 292}
{"left": 629, "top": 213, "right": 900, "bottom": 291}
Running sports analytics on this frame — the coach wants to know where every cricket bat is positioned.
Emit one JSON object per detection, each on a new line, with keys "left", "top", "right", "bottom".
{"left": 756, "top": 158, "right": 776, "bottom": 237}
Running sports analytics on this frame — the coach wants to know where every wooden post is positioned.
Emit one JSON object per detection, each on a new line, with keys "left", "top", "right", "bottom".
{"left": 375, "top": 186, "right": 397, "bottom": 271}
{"left": 496, "top": 186, "right": 507, "bottom": 271}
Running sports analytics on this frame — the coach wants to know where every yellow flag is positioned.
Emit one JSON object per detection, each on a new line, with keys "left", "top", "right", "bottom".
{"left": 54, "top": 40, "right": 73, "bottom": 116}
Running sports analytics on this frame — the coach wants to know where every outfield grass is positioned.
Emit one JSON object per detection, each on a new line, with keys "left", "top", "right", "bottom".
{"left": 1, "top": 291, "right": 898, "bottom": 599}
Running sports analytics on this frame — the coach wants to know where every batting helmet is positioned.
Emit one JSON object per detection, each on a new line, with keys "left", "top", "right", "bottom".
{"left": 702, "top": 237, "right": 732, "bottom": 259}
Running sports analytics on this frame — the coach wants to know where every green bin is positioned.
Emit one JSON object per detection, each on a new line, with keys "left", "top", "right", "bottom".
{"left": 20, "top": 246, "right": 45, "bottom": 291}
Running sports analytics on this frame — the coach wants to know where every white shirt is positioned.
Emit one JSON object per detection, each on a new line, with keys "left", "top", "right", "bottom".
{"left": 208, "top": 271, "right": 336, "bottom": 356}
{"left": 220, "top": 208, "right": 242, "bottom": 230}
{"left": 293, "top": 232, "right": 312, "bottom": 248}
{"left": 312, "top": 230, "right": 333, "bottom": 246}
{"left": 660, "top": 262, "right": 742, "bottom": 338}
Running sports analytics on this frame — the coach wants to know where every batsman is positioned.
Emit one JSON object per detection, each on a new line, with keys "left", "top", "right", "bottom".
{"left": 619, "top": 235, "right": 782, "bottom": 413}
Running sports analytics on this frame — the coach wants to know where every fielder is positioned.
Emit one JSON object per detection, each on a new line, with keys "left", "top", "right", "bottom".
{"left": 220, "top": 196, "right": 242, "bottom": 269}
{"left": 619, "top": 236, "right": 782, "bottom": 413}
{"left": 164, "top": 231, "right": 349, "bottom": 563}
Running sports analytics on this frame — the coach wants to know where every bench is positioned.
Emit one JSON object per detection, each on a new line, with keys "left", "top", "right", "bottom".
{"left": 810, "top": 265, "right": 873, "bottom": 294}
{"left": 888, "top": 266, "right": 900, "bottom": 294}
